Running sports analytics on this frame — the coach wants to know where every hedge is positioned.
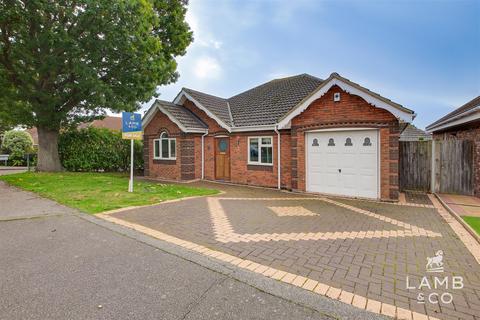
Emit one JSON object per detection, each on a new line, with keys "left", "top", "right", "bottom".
{"left": 59, "top": 127, "right": 143, "bottom": 172}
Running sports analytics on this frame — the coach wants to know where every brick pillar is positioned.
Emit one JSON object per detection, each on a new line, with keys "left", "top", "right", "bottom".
{"left": 143, "top": 134, "right": 150, "bottom": 177}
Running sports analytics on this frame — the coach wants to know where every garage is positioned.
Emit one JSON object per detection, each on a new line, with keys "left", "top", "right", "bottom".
{"left": 306, "top": 129, "right": 379, "bottom": 199}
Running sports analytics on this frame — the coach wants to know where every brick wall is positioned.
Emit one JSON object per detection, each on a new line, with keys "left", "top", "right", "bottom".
{"left": 181, "top": 99, "right": 227, "bottom": 180}
{"left": 180, "top": 136, "right": 195, "bottom": 180}
{"left": 143, "top": 111, "right": 183, "bottom": 180}
{"left": 194, "top": 135, "right": 203, "bottom": 179}
{"left": 433, "top": 124, "right": 480, "bottom": 197}
{"left": 290, "top": 85, "right": 400, "bottom": 200}
{"left": 182, "top": 100, "right": 228, "bottom": 135}
{"left": 226, "top": 131, "right": 290, "bottom": 189}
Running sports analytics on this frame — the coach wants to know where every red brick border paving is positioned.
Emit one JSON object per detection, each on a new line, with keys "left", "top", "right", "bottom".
{"left": 100, "top": 190, "right": 480, "bottom": 320}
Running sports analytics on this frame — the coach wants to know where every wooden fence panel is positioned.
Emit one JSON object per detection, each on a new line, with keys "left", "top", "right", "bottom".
{"left": 437, "top": 140, "right": 474, "bottom": 195}
{"left": 399, "top": 141, "right": 432, "bottom": 191}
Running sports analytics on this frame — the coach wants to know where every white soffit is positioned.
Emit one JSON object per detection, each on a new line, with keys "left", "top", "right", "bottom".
{"left": 277, "top": 77, "right": 415, "bottom": 129}
{"left": 174, "top": 91, "right": 231, "bottom": 132}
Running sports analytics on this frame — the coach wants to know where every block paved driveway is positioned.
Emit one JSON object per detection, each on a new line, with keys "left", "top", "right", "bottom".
{"left": 109, "top": 182, "right": 480, "bottom": 320}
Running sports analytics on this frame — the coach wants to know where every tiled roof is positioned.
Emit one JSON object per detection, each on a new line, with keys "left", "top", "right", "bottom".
{"left": 228, "top": 74, "right": 323, "bottom": 127}
{"left": 427, "top": 96, "right": 480, "bottom": 131}
{"left": 78, "top": 116, "right": 122, "bottom": 131}
{"left": 399, "top": 123, "right": 432, "bottom": 141}
{"left": 182, "top": 88, "right": 233, "bottom": 126}
{"left": 156, "top": 100, "right": 207, "bottom": 130}
{"left": 164, "top": 72, "right": 414, "bottom": 130}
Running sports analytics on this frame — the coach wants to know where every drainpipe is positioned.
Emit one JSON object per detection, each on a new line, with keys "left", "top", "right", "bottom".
{"left": 274, "top": 125, "right": 281, "bottom": 190}
{"left": 201, "top": 129, "right": 208, "bottom": 180}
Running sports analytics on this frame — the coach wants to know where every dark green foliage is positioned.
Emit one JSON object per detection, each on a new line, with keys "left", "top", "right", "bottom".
{"left": 0, "top": 0, "right": 192, "bottom": 170}
{"left": 59, "top": 127, "right": 143, "bottom": 172}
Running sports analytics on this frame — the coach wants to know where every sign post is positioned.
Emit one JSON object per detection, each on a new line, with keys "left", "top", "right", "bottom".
{"left": 122, "top": 112, "right": 142, "bottom": 192}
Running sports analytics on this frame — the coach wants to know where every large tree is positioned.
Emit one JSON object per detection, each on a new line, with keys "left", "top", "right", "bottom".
{"left": 0, "top": 0, "right": 192, "bottom": 171}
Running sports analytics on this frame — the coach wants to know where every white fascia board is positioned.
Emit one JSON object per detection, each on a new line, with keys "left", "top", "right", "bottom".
{"left": 174, "top": 90, "right": 231, "bottom": 132}
{"left": 231, "top": 125, "right": 277, "bottom": 132}
{"left": 277, "top": 77, "right": 415, "bottom": 129}
{"left": 426, "top": 109, "right": 480, "bottom": 133}
{"left": 142, "top": 103, "right": 159, "bottom": 128}
{"left": 306, "top": 127, "right": 379, "bottom": 133}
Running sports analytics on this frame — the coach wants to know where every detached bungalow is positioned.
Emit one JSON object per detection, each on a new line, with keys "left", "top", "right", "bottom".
{"left": 142, "top": 73, "right": 415, "bottom": 201}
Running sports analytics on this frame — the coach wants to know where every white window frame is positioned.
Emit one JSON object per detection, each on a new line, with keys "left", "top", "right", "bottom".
{"left": 153, "top": 132, "right": 176, "bottom": 160}
{"left": 248, "top": 136, "right": 273, "bottom": 166}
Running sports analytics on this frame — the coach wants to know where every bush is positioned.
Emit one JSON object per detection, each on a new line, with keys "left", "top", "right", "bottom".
{"left": 1, "top": 130, "right": 34, "bottom": 166}
{"left": 59, "top": 127, "right": 143, "bottom": 172}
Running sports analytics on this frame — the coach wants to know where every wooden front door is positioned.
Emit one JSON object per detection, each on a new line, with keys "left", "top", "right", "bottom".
{"left": 215, "top": 138, "right": 230, "bottom": 180}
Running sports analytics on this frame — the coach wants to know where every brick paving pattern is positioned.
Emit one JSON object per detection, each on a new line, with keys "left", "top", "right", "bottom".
{"left": 111, "top": 183, "right": 480, "bottom": 320}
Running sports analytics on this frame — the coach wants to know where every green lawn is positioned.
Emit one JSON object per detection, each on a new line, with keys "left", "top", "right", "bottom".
{"left": 463, "top": 216, "right": 480, "bottom": 236}
{"left": 0, "top": 172, "right": 218, "bottom": 214}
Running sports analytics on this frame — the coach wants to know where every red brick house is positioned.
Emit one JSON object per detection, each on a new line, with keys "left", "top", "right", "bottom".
{"left": 142, "top": 73, "right": 415, "bottom": 200}
{"left": 426, "top": 96, "right": 480, "bottom": 197}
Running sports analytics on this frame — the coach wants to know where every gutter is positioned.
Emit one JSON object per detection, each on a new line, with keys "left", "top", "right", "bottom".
{"left": 201, "top": 129, "right": 209, "bottom": 180}
{"left": 230, "top": 124, "right": 277, "bottom": 132}
{"left": 426, "top": 106, "right": 480, "bottom": 132}
{"left": 274, "top": 125, "right": 281, "bottom": 190}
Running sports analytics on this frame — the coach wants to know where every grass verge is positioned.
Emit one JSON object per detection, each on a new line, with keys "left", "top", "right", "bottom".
{"left": 0, "top": 172, "right": 218, "bottom": 214}
{"left": 463, "top": 216, "right": 480, "bottom": 236}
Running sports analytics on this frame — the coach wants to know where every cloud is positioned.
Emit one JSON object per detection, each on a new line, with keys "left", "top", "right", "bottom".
{"left": 185, "top": 2, "right": 222, "bottom": 50}
{"left": 193, "top": 56, "right": 222, "bottom": 79}
{"left": 266, "top": 71, "right": 292, "bottom": 80}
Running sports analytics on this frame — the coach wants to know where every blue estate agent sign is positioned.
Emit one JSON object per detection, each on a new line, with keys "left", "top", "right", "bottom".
{"left": 122, "top": 112, "right": 142, "bottom": 140}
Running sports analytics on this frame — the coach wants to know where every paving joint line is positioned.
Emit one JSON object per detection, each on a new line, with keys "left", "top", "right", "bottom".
{"left": 93, "top": 212, "right": 438, "bottom": 320}
{"left": 0, "top": 213, "right": 66, "bottom": 222}
{"left": 178, "top": 277, "right": 229, "bottom": 320}
{"left": 75, "top": 212, "right": 382, "bottom": 320}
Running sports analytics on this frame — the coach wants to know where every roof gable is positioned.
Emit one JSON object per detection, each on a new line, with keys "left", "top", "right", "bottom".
{"left": 174, "top": 88, "right": 232, "bottom": 130}
{"left": 142, "top": 100, "right": 207, "bottom": 133}
{"left": 277, "top": 73, "right": 415, "bottom": 128}
{"left": 399, "top": 123, "right": 432, "bottom": 141}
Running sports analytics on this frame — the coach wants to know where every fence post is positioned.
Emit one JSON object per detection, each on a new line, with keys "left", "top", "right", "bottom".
{"left": 431, "top": 139, "right": 435, "bottom": 193}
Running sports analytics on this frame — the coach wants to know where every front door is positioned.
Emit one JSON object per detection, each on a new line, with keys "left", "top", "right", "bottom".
{"left": 215, "top": 138, "right": 230, "bottom": 180}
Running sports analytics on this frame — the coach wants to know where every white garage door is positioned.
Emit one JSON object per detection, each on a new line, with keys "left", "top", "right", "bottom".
{"left": 306, "top": 130, "right": 379, "bottom": 199}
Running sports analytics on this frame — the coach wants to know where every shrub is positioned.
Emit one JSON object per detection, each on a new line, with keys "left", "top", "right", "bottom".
{"left": 59, "top": 127, "right": 143, "bottom": 172}
{"left": 1, "top": 130, "right": 34, "bottom": 165}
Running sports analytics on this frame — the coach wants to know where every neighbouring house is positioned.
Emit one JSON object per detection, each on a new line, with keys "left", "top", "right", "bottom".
{"left": 399, "top": 123, "right": 431, "bottom": 141}
{"left": 26, "top": 116, "right": 122, "bottom": 146}
{"left": 142, "top": 73, "right": 415, "bottom": 200}
{"left": 426, "top": 96, "right": 480, "bottom": 197}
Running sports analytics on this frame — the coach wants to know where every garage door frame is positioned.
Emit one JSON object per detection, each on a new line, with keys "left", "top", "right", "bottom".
{"left": 305, "top": 127, "right": 380, "bottom": 199}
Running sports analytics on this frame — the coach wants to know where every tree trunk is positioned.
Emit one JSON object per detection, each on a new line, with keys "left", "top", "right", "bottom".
{"left": 37, "top": 126, "right": 63, "bottom": 172}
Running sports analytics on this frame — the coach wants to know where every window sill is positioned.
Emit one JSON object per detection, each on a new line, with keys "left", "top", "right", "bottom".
{"left": 153, "top": 159, "right": 176, "bottom": 165}
{"left": 247, "top": 162, "right": 273, "bottom": 166}
{"left": 247, "top": 164, "right": 273, "bottom": 171}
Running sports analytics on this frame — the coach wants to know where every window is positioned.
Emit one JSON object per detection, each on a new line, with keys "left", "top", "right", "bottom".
{"left": 328, "top": 138, "right": 335, "bottom": 146}
{"left": 248, "top": 136, "right": 273, "bottom": 165}
{"left": 312, "top": 138, "right": 319, "bottom": 147}
{"left": 153, "top": 132, "right": 176, "bottom": 160}
{"left": 345, "top": 137, "right": 353, "bottom": 146}
{"left": 363, "top": 137, "right": 372, "bottom": 146}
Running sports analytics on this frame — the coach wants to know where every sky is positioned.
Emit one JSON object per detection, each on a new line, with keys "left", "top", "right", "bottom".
{"left": 141, "top": 0, "right": 480, "bottom": 130}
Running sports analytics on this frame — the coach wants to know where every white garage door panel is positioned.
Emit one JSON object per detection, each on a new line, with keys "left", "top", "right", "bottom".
{"left": 306, "top": 130, "right": 378, "bottom": 199}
